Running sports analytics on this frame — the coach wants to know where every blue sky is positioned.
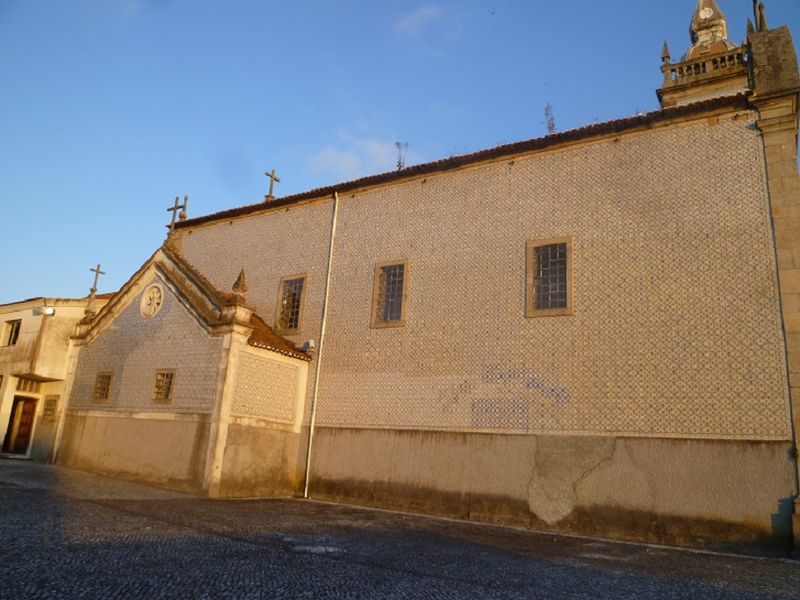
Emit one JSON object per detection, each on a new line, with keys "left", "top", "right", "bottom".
{"left": 1, "top": 0, "right": 798, "bottom": 303}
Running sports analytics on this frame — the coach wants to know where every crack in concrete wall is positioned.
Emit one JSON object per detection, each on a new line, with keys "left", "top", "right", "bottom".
{"left": 527, "top": 436, "right": 616, "bottom": 524}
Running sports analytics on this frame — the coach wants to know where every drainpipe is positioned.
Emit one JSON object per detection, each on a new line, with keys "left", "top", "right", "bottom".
{"left": 303, "top": 191, "right": 339, "bottom": 498}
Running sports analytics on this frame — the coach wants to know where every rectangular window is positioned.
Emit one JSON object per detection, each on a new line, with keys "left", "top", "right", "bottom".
{"left": 526, "top": 238, "right": 572, "bottom": 317}
{"left": 16, "top": 378, "right": 41, "bottom": 394}
{"left": 43, "top": 395, "right": 59, "bottom": 421}
{"left": 372, "top": 261, "right": 408, "bottom": 328}
{"left": 92, "top": 372, "right": 113, "bottom": 404}
{"left": 3, "top": 320, "right": 21, "bottom": 346}
{"left": 276, "top": 275, "right": 306, "bottom": 333}
{"left": 152, "top": 370, "right": 176, "bottom": 405}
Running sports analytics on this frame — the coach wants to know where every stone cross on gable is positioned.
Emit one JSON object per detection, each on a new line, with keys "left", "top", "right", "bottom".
{"left": 85, "top": 263, "right": 106, "bottom": 317}
{"left": 264, "top": 169, "right": 281, "bottom": 201}
{"left": 89, "top": 264, "right": 106, "bottom": 295}
{"left": 167, "top": 195, "right": 189, "bottom": 233}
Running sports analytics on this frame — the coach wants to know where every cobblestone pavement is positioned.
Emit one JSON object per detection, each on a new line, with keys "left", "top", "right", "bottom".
{"left": 2, "top": 461, "right": 800, "bottom": 599}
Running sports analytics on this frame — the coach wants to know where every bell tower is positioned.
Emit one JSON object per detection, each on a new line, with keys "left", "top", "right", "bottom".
{"left": 657, "top": 0, "right": 748, "bottom": 108}
{"left": 687, "top": 0, "right": 731, "bottom": 57}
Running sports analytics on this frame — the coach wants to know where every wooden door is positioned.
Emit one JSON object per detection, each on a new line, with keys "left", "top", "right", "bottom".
{"left": 13, "top": 398, "right": 36, "bottom": 454}
{"left": 2, "top": 397, "right": 36, "bottom": 455}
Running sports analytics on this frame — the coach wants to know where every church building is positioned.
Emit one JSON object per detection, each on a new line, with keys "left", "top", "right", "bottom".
{"left": 55, "top": 1, "right": 800, "bottom": 554}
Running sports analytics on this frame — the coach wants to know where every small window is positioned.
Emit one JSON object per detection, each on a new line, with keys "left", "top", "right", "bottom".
{"left": 3, "top": 320, "right": 21, "bottom": 346}
{"left": 92, "top": 372, "right": 113, "bottom": 404}
{"left": 372, "top": 261, "right": 408, "bottom": 328}
{"left": 152, "top": 370, "right": 176, "bottom": 405}
{"left": 526, "top": 238, "right": 572, "bottom": 317}
{"left": 276, "top": 275, "right": 306, "bottom": 333}
{"left": 16, "top": 378, "right": 41, "bottom": 394}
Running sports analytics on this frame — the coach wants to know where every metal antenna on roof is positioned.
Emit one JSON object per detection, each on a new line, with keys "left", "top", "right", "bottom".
{"left": 395, "top": 142, "right": 408, "bottom": 171}
{"left": 545, "top": 103, "right": 557, "bottom": 135}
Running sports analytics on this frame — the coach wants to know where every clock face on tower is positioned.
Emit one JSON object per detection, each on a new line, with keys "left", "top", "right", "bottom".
{"left": 140, "top": 284, "right": 164, "bottom": 318}
{"left": 699, "top": 7, "right": 714, "bottom": 19}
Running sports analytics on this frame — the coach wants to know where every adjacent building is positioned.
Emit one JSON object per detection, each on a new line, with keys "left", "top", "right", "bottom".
{"left": 0, "top": 295, "right": 111, "bottom": 461}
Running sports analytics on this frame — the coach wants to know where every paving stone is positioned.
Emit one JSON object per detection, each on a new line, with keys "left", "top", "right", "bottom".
{"left": 1, "top": 461, "right": 799, "bottom": 599}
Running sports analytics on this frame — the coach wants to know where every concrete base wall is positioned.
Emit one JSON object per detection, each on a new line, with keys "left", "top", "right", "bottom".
{"left": 218, "top": 423, "right": 306, "bottom": 498}
{"left": 309, "top": 427, "right": 797, "bottom": 554}
{"left": 57, "top": 413, "right": 210, "bottom": 493}
{"left": 29, "top": 416, "right": 57, "bottom": 463}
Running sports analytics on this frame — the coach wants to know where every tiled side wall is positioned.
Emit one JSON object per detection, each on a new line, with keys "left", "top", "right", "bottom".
{"left": 182, "top": 112, "right": 790, "bottom": 440}
{"left": 181, "top": 200, "right": 333, "bottom": 421}
{"left": 231, "top": 350, "right": 299, "bottom": 423}
{"left": 69, "top": 274, "right": 223, "bottom": 413}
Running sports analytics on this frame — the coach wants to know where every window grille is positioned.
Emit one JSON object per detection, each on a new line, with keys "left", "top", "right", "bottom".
{"left": 43, "top": 395, "right": 59, "bottom": 421}
{"left": 526, "top": 239, "right": 572, "bottom": 317}
{"left": 372, "top": 262, "right": 407, "bottom": 327}
{"left": 534, "top": 243, "right": 568, "bottom": 310}
{"left": 92, "top": 372, "right": 113, "bottom": 404}
{"left": 153, "top": 370, "right": 176, "bottom": 405}
{"left": 277, "top": 277, "right": 305, "bottom": 332}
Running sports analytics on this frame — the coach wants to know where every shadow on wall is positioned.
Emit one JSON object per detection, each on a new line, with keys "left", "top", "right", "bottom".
{"left": 772, "top": 496, "right": 795, "bottom": 548}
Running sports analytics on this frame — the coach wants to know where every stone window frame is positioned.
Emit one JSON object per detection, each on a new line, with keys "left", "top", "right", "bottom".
{"left": 526, "top": 237, "right": 573, "bottom": 318}
{"left": 92, "top": 371, "right": 114, "bottom": 404}
{"left": 274, "top": 273, "right": 308, "bottom": 335}
{"left": 2, "top": 320, "right": 21, "bottom": 347}
{"left": 371, "top": 259, "right": 409, "bottom": 329}
{"left": 152, "top": 369, "right": 176, "bottom": 405}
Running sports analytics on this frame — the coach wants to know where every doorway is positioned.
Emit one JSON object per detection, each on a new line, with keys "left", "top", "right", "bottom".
{"left": 2, "top": 396, "right": 37, "bottom": 455}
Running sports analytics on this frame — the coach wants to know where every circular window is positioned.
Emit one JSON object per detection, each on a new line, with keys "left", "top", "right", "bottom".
{"left": 140, "top": 284, "right": 165, "bottom": 318}
{"left": 699, "top": 7, "right": 714, "bottom": 19}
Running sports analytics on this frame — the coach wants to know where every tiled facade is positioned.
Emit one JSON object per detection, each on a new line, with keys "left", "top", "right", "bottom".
{"left": 181, "top": 112, "right": 790, "bottom": 440}
{"left": 232, "top": 350, "right": 300, "bottom": 423}
{"left": 69, "top": 275, "right": 224, "bottom": 414}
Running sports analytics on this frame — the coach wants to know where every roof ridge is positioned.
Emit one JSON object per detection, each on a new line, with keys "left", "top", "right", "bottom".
{"left": 176, "top": 94, "right": 749, "bottom": 230}
{"left": 161, "top": 239, "right": 228, "bottom": 305}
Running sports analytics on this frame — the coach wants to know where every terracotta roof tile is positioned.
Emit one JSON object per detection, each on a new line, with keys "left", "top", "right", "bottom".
{"left": 247, "top": 314, "right": 312, "bottom": 361}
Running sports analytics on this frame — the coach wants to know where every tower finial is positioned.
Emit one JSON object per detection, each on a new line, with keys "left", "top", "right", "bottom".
{"left": 686, "top": 0, "right": 732, "bottom": 59}
{"left": 758, "top": 2, "right": 768, "bottom": 32}
{"left": 753, "top": 0, "right": 761, "bottom": 31}
{"left": 232, "top": 269, "right": 248, "bottom": 297}
{"left": 662, "top": 41, "right": 671, "bottom": 64}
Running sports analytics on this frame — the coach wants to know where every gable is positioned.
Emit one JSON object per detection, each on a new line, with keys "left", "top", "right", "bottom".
{"left": 68, "top": 273, "right": 225, "bottom": 414}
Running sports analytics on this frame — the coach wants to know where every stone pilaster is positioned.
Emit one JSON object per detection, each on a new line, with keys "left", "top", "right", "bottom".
{"left": 751, "top": 81, "right": 800, "bottom": 561}
{"left": 202, "top": 304, "right": 253, "bottom": 498}
{"left": 748, "top": 22, "right": 800, "bottom": 555}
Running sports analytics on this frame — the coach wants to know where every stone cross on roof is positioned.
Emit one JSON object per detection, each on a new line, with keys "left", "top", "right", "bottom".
{"left": 265, "top": 169, "right": 281, "bottom": 202}
{"left": 85, "top": 263, "right": 106, "bottom": 317}
{"left": 167, "top": 195, "right": 189, "bottom": 233}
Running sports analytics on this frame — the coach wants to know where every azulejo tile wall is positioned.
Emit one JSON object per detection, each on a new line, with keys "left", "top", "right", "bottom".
{"left": 181, "top": 200, "right": 334, "bottom": 422}
{"left": 69, "top": 275, "right": 224, "bottom": 414}
{"left": 231, "top": 350, "right": 299, "bottom": 423}
{"left": 182, "top": 111, "right": 791, "bottom": 440}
